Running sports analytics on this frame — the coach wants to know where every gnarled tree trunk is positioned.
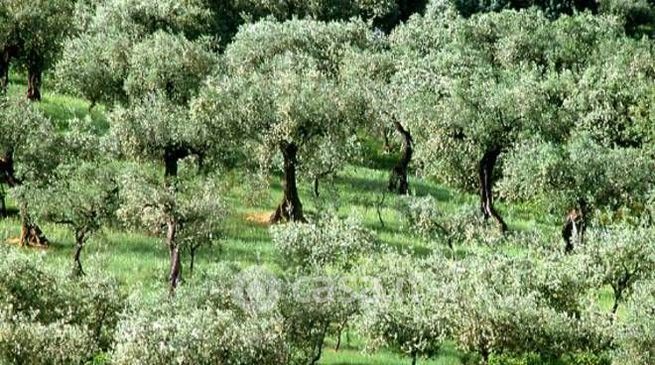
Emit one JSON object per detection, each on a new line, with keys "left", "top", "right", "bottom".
{"left": 19, "top": 204, "right": 48, "bottom": 247}
{"left": 73, "top": 239, "right": 85, "bottom": 276}
{"left": 479, "top": 146, "right": 507, "bottom": 233}
{"left": 270, "top": 142, "right": 305, "bottom": 223}
{"left": 388, "top": 121, "right": 413, "bottom": 195}
{"left": 562, "top": 199, "right": 588, "bottom": 253}
{"left": 0, "top": 48, "right": 9, "bottom": 94}
{"left": 26, "top": 65, "right": 42, "bottom": 101}
{"left": 167, "top": 219, "right": 181, "bottom": 294}
{"left": 2, "top": 152, "right": 48, "bottom": 245}
{"left": 0, "top": 192, "right": 6, "bottom": 218}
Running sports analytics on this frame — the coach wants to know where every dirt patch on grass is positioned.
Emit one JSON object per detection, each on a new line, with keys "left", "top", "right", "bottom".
{"left": 244, "top": 211, "right": 273, "bottom": 226}
{"left": 5, "top": 237, "right": 49, "bottom": 250}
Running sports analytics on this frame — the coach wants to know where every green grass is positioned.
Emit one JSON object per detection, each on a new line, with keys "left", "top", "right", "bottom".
{"left": 0, "top": 79, "right": 608, "bottom": 364}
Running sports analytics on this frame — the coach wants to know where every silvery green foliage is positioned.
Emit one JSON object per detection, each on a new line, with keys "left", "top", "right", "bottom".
{"left": 338, "top": 48, "right": 396, "bottom": 151}
{"left": 116, "top": 264, "right": 360, "bottom": 365}
{"left": 108, "top": 94, "right": 207, "bottom": 163}
{"left": 56, "top": 0, "right": 214, "bottom": 106}
{"left": 271, "top": 214, "right": 377, "bottom": 270}
{"left": 449, "top": 253, "right": 612, "bottom": 361}
{"left": 399, "top": 196, "right": 505, "bottom": 247}
{"left": 390, "top": 9, "right": 627, "bottom": 192}
{"left": 89, "top": 0, "right": 212, "bottom": 39}
{"left": 193, "top": 55, "right": 357, "bottom": 180}
{"left": 582, "top": 225, "right": 655, "bottom": 313}
{"left": 125, "top": 31, "right": 217, "bottom": 104}
{"left": 356, "top": 253, "right": 454, "bottom": 362}
{"left": 2, "top": 0, "right": 75, "bottom": 69}
{"left": 0, "top": 248, "right": 124, "bottom": 361}
{"left": 281, "top": 270, "right": 360, "bottom": 365}
{"left": 399, "top": 195, "right": 446, "bottom": 240}
{"left": 616, "top": 281, "right": 655, "bottom": 365}
{"left": 54, "top": 32, "right": 131, "bottom": 105}
{"left": 0, "top": 98, "right": 59, "bottom": 184}
{"left": 20, "top": 162, "right": 119, "bottom": 242}
{"left": 232, "top": 0, "right": 397, "bottom": 22}
{"left": 0, "top": 318, "right": 97, "bottom": 365}
{"left": 565, "top": 37, "right": 655, "bottom": 148}
{"left": 111, "top": 304, "right": 287, "bottom": 365}
{"left": 117, "top": 166, "right": 226, "bottom": 250}
{"left": 499, "top": 134, "right": 655, "bottom": 214}
{"left": 192, "top": 19, "right": 382, "bottom": 187}
{"left": 224, "top": 18, "right": 379, "bottom": 76}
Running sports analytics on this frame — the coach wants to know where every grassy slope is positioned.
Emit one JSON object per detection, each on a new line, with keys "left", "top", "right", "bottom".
{"left": 0, "top": 77, "right": 614, "bottom": 364}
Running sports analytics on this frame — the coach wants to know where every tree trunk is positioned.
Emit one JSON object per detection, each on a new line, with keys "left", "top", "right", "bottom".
{"left": 562, "top": 199, "right": 588, "bottom": 253}
{"left": 73, "top": 238, "right": 85, "bottom": 277}
{"left": 0, "top": 188, "right": 6, "bottom": 218}
{"left": 19, "top": 210, "right": 48, "bottom": 246}
{"left": 313, "top": 177, "right": 320, "bottom": 198}
{"left": 334, "top": 319, "right": 348, "bottom": 351}
{"left": 270, "top": 142, "right": 305, "bottom": 223}
{"left": 382, "top": 127, "right": 392, "bottom": 153}
{"left": 0, "top": 49, "right": 9, "bottom": 94}
{"left": 411, "top": 351, "right": 418, "bottom": 365}
{"left": 164, "top": 148, "right": 180, "bottom": 178}
{"left": 388, "top": 121, "right": 413, "bottom": 195}
{"left": 189, "top": 245, "right": 197, "bottom": 277}
{"left": 167, "top": 219, "right": 181, "bottom": 293}
{"left": 479, "top": 146, "right": 507, "bottom": 233}
{"left": 26, "top": 66, "right": 42, "bottom": 101}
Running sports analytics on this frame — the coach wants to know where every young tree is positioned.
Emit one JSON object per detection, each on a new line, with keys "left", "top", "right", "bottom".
{"left": 118, "top": 167, "right": 225, "bottom": 292}
{"left": 616, "top": 281, "right": 655, "bottom": 365}
{"left": 357, "top": 253, "right": 454, "bottom": 365}
{"left": 21, "top": 162, "right": 119, "bottom": 276}
{"left": 583, "top": 225, "right": 655, "bottom": 316}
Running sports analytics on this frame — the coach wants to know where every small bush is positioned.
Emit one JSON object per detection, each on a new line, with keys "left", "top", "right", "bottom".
{"left": 271, "top": 214, "right": 377, "bottom": 270}
{"left": 0, "top": 318, "right": 97, "bottom": 365}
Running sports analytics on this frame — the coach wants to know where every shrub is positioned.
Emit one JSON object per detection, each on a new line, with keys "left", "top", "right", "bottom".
{"left": 0, "top": 248, "right": 124, "bottom": 357}
{"left": 582, "top": 225, "right": 655, "bottom": 315}
{"left": 615, "top": 281, "right": 655, "bottom": 365}
{"left": 281, "top": 270, "right": 360, "bottom": 365}
{"left": 0, "top": 318, "right": 97, "bottom": 365}
{"left": 357, "top": 253, "right": 454, "bottom": 364}
{"left": 271, "top": 214, "right": 377, "bottom": 271}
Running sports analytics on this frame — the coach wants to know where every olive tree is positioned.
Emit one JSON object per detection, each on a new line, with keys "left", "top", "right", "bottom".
{"left": 192, "top": 19, "right": 379, "bottom": 223}
{"left": 583, "top": 225, "right": 655, "bottom": 316}
{"left": 391, "top": 9, "right": 623, "bottom": 231}
{"left": 124, "top": 32, "right": 217, "bottom": 104}
{"left": 357, "top": 253, "right": 454, "bottom": 365}
{"left": 20, "top": 162, "right": 119, "bottom": 276}
{"left": 1, "top": 0, "right": 75, "bottom": 100}
{"left": 55, "top": 0, "right": 215, "bottom": 107}
{"left": 54, "top": 32, "right": 132, "bottom": 107}
{"left": 0, "top": 98, "right": 59, "bottom": 244}
{"left": 449, "top": 253, "right": 612, "bottom": 363}
{"left": 108, "top": 94, "right": 209, "bottom": 178}
{"left": 117, "top": 166, "right": 225, "bottom": 292}
{"left": 616, "top": 281, "right": 655, "bottom": 365}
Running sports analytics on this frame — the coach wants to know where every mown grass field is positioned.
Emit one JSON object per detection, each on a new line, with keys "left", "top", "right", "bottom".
{"left": 0, "top": 73, "right": 615, "bottom": 364}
